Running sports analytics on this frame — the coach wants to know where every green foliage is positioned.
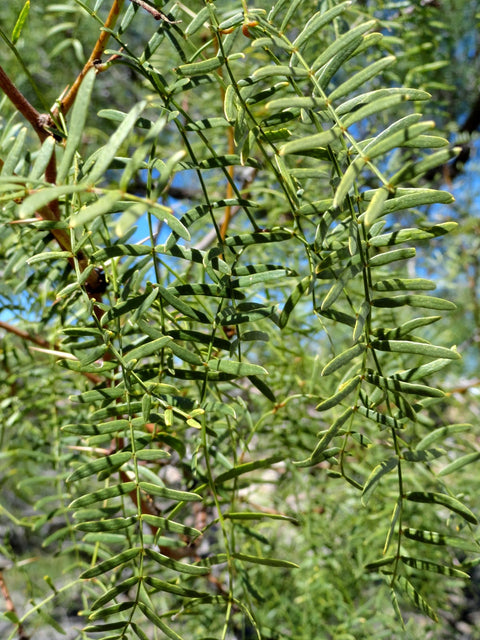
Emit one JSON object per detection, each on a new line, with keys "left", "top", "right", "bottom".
{"left": 0, "top": 1, "right": 479, "bottom": 638}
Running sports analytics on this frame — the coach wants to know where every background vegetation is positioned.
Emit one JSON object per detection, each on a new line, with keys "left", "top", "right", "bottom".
{"left": 1, "top": 1, "right": 480, "bottom": 639}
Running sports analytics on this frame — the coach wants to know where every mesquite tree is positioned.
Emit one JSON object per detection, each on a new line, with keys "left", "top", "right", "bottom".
{"left": 0, "top": 1, "right": 478, "bottom": 639}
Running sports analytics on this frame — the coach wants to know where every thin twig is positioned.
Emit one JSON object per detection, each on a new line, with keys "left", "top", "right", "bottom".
{"left": 0, "top": 321, "right": 102, "bottom": 384}
{"left": 129, "top": 0, "right": 180, "bottom": 23}
{"left": 0, "top": 571, "right": 29, "bottom": 640}
{"left": 0, "top": 65, "right": 48, "bottom": 141}
{"left": 52, "top": 0, "right": 125, "bottom": 117}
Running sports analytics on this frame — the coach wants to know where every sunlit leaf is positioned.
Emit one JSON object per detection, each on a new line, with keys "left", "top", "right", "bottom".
{"left": 11, "top": 0, "right": 30, "bottom": 44}
{"left": 362, "top": 456, "right": 398, "bottom": 505}
{"left": 57, "top": 68, "right": 95, "bottom": 183}
{"left": 406, "top": 491, "right": 478, "bottom": 525}
{"left": 80, "top": 547, "right": 141, "bottom": 579}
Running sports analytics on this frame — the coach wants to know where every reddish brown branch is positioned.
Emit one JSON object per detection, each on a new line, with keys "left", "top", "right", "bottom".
{"left": 53, "top": 0, "right": 125, "bottom": 117}
{"left": 0, "top": 321, "right": 102, "bottom": 384}
{"left": 129, "top": 0, "right": 179, "bottom": 23}
{"left": 0, "top": 65, "right": 50, "bottom": 142}
{"left": 0, "top": 61, "right": 105, "bottom": 308}
{"left": 0, "top": 571, "right": 29, "bottom": 639}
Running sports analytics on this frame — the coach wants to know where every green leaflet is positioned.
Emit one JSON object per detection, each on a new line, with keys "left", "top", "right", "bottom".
{"left": 80, "top": 547, "right": 141, "bottom": 579}
{"left": 216, "top": 303, "right": 276, "bottom": 325}
{"left": 232, "top": 552, "right": 299, "bottom": 569}
{"left": 338, "top": 88, "right": 430, "bottom": 123}
{"left": 372, "top": 278, "right": 435, "bottom": 292}
{"left": 88, "top": 601, "right": 135, "bottom": 620}
{"left": 371, "top": 339, "right": 460, "bottom": 360}
{"left": 206, "top": 358, "right": 267, "bottom": 377}
{"left": 97, "top": 108, "right": 153, "bottom": 129}
{"left": 395, "top": 576, "right": 438, "bottom": 622}
{"left": 321, "top": 263, "right": 363, "bottom": 310}
{"left": 415, "top": 424, "right": 471, "bottom": 451}
{"left": 27, "top": 251, "right": 72, "bottom": 264}
{"left": 363, "top": 187, "right": 390, "bottom": 227}
{"left": 311, "top": 20, "right": 376, "bottom": 72}
{"left": 223, "top": 230, "right": 293, "bottom": 246}
{"left": 278, "top": 275, "right": 311, "bottom": 328}
{"left": 86, "top": 101, "right": 147, "bottom": 184}
{"left": 57, "top": 68, "right": 95, "bottom": 183}
{"left": 2, "top": 126, "right": 27, "bottom": 176}
{"left": 390, "top": 358, "right": 451, "bottom": 382}
{"left": 322, "top": 343, "right": 366, "bottom": 376}
{"left": 402, "top": 449, "right": 443, "bottom": 463}
{"left": 177, "top": 55, "right": 225, "bottom": 76}
{"left": 75, "top": 517, "right": 137, "bottom": 532}
{"left": 93, "top": 244, "right": 153, "bottom": 259}
{"left": 248, "top": 374, "right": 276, "bottom": 402}
{"left": 280, "top": 128, "right": 341, "bottom": 155}
{"left": 131, "top": 622, "right": 151, "bottom": 640}
{"left": 266, "top": 96, "right": 328, "bottom": 112}
{"left": 216, "top": 454, "right": 284, "bottom": 483}
{"left": 91, "top": 576, "right": 139, "bottom": 611}
{"left": 402, "top": 528, "right": 480, "bottom": 553}
{"left": 139, "top": 482, "right": 201, "bottom": 502}
{"left": 144, "top": 576, "right": 209, "bottom": 599}
{"left": 390, "top": 146, "right": 459, "bottom": 184}
{"left": 329, "top": 55, "right": 396, "bottom": 102}
{"left": 70, "top": 190, "right": 123, "bottom": 228}
{"left": 371, "top": 294, "right": 455, "bottom": 310}
{"left": 145, "top": 548, "right": 210, "bottom": 575}
{"left": 19, "top": 184, "right": 86, "bottom": 218}
{"left": 225, "top": 511, "right": 297, "bottom": 523}
{"left": 69, "top": 482, "right": 136, "bottom": 508}
{"left": 84, "top": 622, "right": 129, "bottom": 634}
{"left": 141, "top": 515, "right": 201, "bottom": 538}
{"left": 368, "top": 248, "right": 416, "bottom": 267}
{"left": 62, "top": 418, "right": 141, "bottom": 436}
{"left": 233, "top": 268, "right": 292, "bottom": 287}
{"left": 29, "top": 136, "right": 56, "bottom": 181}
{"left": 316, "top": 375, "right": 361, "bottom": 411}
{"left": 400, "top": 556, "right": 469, "bottom": 579}
{"left": 383, "top": 500, "right": 401, "bottom": 554}
{"left": 406, "top": 491, "right": 478, "bottom": 525}
{"left": 124, "top": 336, "right": 172, "bottom": 363}
{"left": 146, "top": 200, "right": 190, "bottom": 241}
{"left": 11, "top": 0, "right": 30, "bottom": 44}
{"left": 156, "top": 285, "right": 212, "bottom": 323}
{"left": 364, "top": 370, "right": 444, "bottom": 398}
{"left": 365, "top": 120, "right": 436, "bottom": 160}
{"left": 438, "top": 451, "right": 480, "bottom": 477}
{"left": 185, "top": 6, "right": 210, "bottom": 34}
{"left": 362, "top": 457, "right": 398, "bottom": 505}
{"left": 365, "top": 555, "right": 395, "bottom": 571}
{"left": 67, "top": 452, "right": 131, "bottom": 483}
{"left": 251, "top": 65, "right": 310, "bottom": 81}
{"left": 137, "top": 602, "right": 185, "bottom": 640}
{"left": 294, "top": 407, "right": 353, "bottom": 467}
{"left": 292, "top": 2, "right": 351, "bottom": 50}
{"left": 351, "top": 299, "right": 370, "bottom": 343}
{"left": 184, "top": 117, "right": 230, "bottom": 131}
{"left": 356, "top": 405, "right": 404, "bottom": 430}
{"left": 333, "top": 156, "right": 365, "bottom": 208}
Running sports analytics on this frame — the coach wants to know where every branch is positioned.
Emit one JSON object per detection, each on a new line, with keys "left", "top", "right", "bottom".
{"left": 0, "top": 321, "right": 102, "bottom": 384}
{"left": 52, "top": 0, "right": 125, "bottom": 117}
{"left": 129, "top": 0, "right": 180, "bottom": 23}
{"left": 0, "top": 64, "right": 107, "bottom": 307}
{"left": 0, "top": 65, "right": 51, "bottom": 142}
{"left": 0, "top": 571, "right": 29, "bottom": 640}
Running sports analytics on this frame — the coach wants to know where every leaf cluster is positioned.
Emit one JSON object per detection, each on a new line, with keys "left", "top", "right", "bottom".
{"left": 0, "top": 1, "right": 478, "bottom": 639}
